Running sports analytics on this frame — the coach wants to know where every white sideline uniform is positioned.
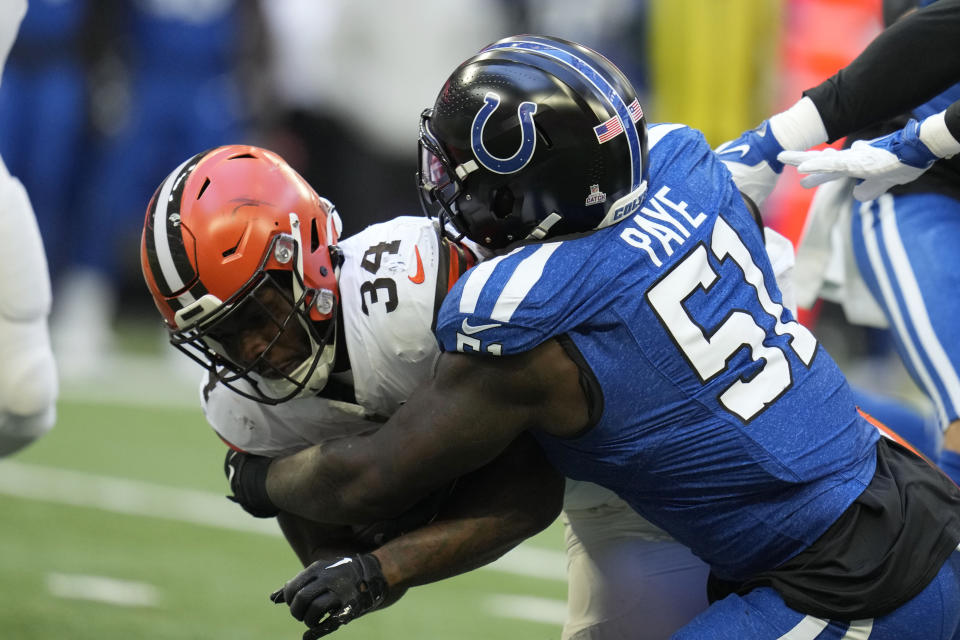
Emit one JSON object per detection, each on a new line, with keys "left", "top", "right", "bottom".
{"left": 203, "top": 216, "right": 709, "bottom": 639}
{"left": 0, "top": 0, "right": 58, "bottom": 456}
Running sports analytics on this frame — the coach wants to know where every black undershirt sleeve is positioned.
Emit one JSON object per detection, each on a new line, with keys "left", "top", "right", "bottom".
{"left": 802, "top": 0, "right": 960, "bottom": 142}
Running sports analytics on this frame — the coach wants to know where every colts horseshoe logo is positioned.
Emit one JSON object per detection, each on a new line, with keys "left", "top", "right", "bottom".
{"left": 471, "top": 92, "right": 538, "bottom": 174}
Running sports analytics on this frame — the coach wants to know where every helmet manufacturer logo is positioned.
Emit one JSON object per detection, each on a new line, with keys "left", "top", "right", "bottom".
{"left": 168, "top": 213, "right": 181, "bottom": 227}
{"left": 470, "top": 92, "right": 538, "bottom": 175}
{"left": 408, "top": 246, "right": 426, "bottom": 284}
{"left": 585, "top": 185, "right": 607, "bottom": 206}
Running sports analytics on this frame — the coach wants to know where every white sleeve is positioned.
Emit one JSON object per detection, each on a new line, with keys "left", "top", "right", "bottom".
{"left": 764, "top": 227, "right": 798, "bottom": 318}
{"left": 0, "top": 152, "right": 58, "bottom": 448}
{"left": 200, "top": 374, "right": 375, "bottom": 458}
{"left": 0, "top": 156, "right": 52, "bottom": 321}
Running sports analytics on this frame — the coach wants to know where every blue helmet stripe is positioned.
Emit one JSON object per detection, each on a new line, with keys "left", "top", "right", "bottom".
{"left": 485, "top": 40, "right": 643, "bottom": 191}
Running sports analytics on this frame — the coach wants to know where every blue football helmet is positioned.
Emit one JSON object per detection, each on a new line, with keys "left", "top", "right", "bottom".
{"left": 418, "top": 35, "right": 649, "bottom": 250}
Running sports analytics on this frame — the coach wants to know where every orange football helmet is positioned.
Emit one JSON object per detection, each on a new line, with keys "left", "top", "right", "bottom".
{"left": 141, "top": 145, "right": 341, "bottom": 403}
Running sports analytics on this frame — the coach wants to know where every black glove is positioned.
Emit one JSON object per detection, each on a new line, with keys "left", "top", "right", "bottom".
{"left": 224, "top": 449, "right": 279, "bottom": 518}
{"left": 270, "top": 553, "right": 388, "bottom": 639}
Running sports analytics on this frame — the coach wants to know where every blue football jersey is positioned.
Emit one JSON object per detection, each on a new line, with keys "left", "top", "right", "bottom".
{"left": 435, "top": 123, "right": 880, "bottom": 580}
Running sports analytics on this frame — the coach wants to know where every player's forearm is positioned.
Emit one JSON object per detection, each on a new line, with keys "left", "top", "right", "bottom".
{"left": 264, "top": 353, "right": 545, "bottom": 523}
{"left": 372, "top": 516, "right": 528, "bottom": 591}
{"left": 263, "top": 411, "right": 504, "bottom": 523}
{"left": 262, "top": 347, "right": 580, "bottom": 524}
{"left": 803, "top": 0, "right": 960, "bottom": 142}
{"left": 372, "top": 434, "right": 564, "bottom": 591}
{"left": 276, "top": 512, "right": 368, "bottom": 567}
{"left": 264, "top": 433, "right": 406, "bottom": 524}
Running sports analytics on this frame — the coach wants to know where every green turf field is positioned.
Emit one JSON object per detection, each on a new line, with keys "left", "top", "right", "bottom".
{"left": 0, "top": 353, "right": 567, "bottom": 640}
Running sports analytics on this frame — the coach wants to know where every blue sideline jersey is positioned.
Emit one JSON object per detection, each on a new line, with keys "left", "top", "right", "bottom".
{"left": 435, "top": 124, "right": 880, "bottom": 581}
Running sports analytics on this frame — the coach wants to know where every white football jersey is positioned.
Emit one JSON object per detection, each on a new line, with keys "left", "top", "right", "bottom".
{"left": 202, "top": 216, "right": 471, "bottom": 456}
{"left": 338, "top": 216, "right": 449, "bottom": 417}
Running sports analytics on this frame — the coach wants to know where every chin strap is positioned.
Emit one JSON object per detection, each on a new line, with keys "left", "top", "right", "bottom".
{"left": 525, "top": 212, "right": 563, "bottom": 241}
{"left": 454, "top": 159, "right": 480, "bottom": 180}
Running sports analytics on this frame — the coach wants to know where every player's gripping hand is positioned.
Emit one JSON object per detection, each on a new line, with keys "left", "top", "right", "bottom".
{"left": 779, "top": 109, "right": 960, "bottom": 201}
{"left": 715, "top": 120, "right": 785, "bottom": 207}
{"left": 224, "top": 449, "right": 279, "bottom": 518}
{"left": 778, "top": 119, "right": 936, "bottom": 201}
{"left": 271, "top": 553, "right": 388, "bottom": 639}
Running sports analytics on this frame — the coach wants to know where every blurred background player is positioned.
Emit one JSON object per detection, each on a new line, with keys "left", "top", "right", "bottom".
{"left": 784, "top": 2, "right": 960, "bottom": 472}
{"left": 0, "top": 0, "right": 58, "bottom": 456}
{"left": 716, "top": 0, "right": 960, "bottom": 480}
{"left": 0, "top": 0, "right": 96, "bottom": 286}
{"left": 0, "top": 0, "right": 657, "bottom": 387}
{"left": 49, "top": 0, "right": 263, "bottom": 378}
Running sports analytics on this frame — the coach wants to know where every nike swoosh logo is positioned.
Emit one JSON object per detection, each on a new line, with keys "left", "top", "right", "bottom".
{"left": 461, "top": 318, "right": 502, "bottom": 335}
{"left": 325, "top": 557, "right": 353, "bottom": 569}
{"left": 720, "top": 144, "right": 750, "bottom": 159}
{"left": 409, "top": 246, "right": 425, "bottom": 284}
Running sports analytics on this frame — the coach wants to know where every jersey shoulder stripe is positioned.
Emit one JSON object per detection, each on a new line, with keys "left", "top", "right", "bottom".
{"left": 458, "top": 243, "right": 561, "bottom": 321}
{"left": 439, "top": 241, "right": 577, "bottom": 355}
{"left": 647, "top": 122, "right": 687, "bottom": 149}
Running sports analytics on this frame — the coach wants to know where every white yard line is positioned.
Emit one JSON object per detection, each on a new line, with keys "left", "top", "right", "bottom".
{"left": 485, "top": 594, "right": 568, "bottom": 625}
{"left": 49, "top": 351, "right": 568, "bottom": 625}
{"left": 0, "top": 461, "right": 566, "bottom": 581}
{"left": 46, "top": 572, "right": 162, "bottom": 607}
{"left": 59, "top": 353, "right": 201, "bottom": 409}
{"left": 0, "top": 460, "right": 277, "bottom": 535}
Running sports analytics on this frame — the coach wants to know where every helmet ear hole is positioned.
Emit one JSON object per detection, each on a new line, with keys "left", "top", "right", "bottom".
{"left": 492, "top": 186, "right": 515, "bottom": 219}
{"left": 197, "top": 178, "right": 211, "bottom": 200}
{"left": 310, "top": 217, "right": 321, "bottom": 253}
